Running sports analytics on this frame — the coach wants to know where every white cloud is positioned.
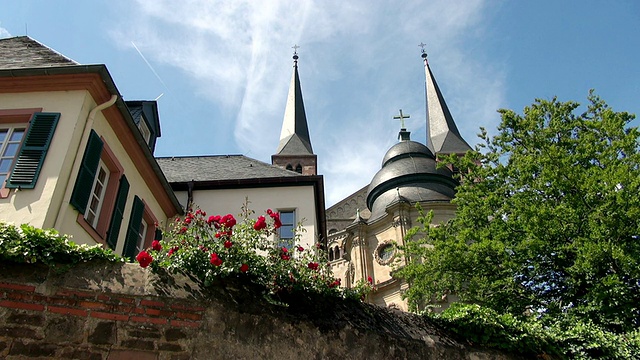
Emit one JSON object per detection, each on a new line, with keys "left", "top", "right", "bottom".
{"left": 0, "top": 24, "right": 11, "bottom": 38}
{"left": 112, "top": 0, "right": 505, "bottom": 206}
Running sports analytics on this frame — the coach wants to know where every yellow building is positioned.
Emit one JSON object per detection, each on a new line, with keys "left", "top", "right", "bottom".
{"left": 0, "top": 36, "right": 182, "bottom": 258}
{"left": 327, "top": 51, "right": 472, "bottom": 310}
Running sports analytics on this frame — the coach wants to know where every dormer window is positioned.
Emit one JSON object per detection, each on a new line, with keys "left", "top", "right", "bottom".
{"left": 137, "top": 117, "right": 151, "bottom": 145}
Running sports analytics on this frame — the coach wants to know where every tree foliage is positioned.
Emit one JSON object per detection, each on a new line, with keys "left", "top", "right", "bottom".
{"left": 396, "top": 92, "right": 640, "bottom": 333}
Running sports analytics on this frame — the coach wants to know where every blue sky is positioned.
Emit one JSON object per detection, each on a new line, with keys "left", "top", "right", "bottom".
{"left": 1, "top": 1, "right": 638, "bottom": 206}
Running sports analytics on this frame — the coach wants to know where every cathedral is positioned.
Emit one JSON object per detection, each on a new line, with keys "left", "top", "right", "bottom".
{"left": 271, "top": 47, "right": 472, "bottom": 310}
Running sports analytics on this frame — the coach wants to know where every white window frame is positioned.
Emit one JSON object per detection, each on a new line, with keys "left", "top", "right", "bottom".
{"left": 277, "top": 209, "right": 296, "bottom": 249}
{"left": 0, "top": 125, "right": 26, "bottom": 186}
{"left": 136, "top": 220, "right": 148, "bottom": 253}
{"left": 85, "top": 160, "right": 110, "bottom": 228}
{"left": 137, "top": 117, "right": 151, "bottom": 144}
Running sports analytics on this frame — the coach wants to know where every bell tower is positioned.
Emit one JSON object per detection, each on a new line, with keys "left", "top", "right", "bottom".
{"left": 271, "top": 46, "right": 317, "bottom": 175}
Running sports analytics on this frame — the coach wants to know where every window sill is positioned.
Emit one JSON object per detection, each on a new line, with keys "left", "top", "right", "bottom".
{"left": 76, "top": 213, "right": 108, "bottom": 247}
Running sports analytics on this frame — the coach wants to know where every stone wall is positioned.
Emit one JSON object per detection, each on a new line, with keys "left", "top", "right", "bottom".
{"left": 0, "top": 262, "right": 524, "bottom": 360}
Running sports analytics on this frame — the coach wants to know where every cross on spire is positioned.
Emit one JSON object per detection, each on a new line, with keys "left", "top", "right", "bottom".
{"left": 418, "top": 42, "right": 427, "bottom": 54}
{"left": 292, "top": 44, "right": 300, "bottom": 55}
{"left": 393, "top": 109, "right": 410, "bottom": 129}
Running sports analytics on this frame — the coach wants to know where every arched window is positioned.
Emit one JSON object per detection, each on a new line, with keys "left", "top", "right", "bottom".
{"left": 286, "top": 164, "right": 293, "bottom": 171}
{"left": 329, "top": 249, "right": 334, "bottom": 261}
{"left": 295, "top": 164, "right": 302, "bottom": 174}
{"left": 334, "top": 246, "right": 340, "bottom": 260}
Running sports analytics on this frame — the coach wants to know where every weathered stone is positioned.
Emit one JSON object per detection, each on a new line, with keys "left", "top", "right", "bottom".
{"left": 89, "top": 322, "right": 116, "bottom": 345}
{"left": 107, "top": 349, "right": 158, "bottom": 360}
{"left": 158, "top": 343, "right": 182, "bottom": 352}
{"left": 169, "top": 354, "right": 191, "bottom": 360}
{"left": 0, "top": 325, "right": 42, "bottom": 339}
{"left": 126, "top": 324, "right": 161, "bottom": 339}
{"left": 9, "top": 340, "right": 57, "bottom": 357}
{"left": 164, "top": 328, "right": 186, "bottom": 342}
{"left": 120, "top": 339, "right": 155, "bottom": 351}
{"left": 45, "top": 315, "right": 84, "bottom": 343}
{"left": 59, "top": 347, "right": 105, "bottom": 360}
{"left": 7, "top": 311, "right": 45, "bottom": 326}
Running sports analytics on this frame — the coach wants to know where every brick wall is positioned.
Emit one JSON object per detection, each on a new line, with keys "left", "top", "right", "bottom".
{"left": 0, "top": 262, "right": 522, "bottom": 360}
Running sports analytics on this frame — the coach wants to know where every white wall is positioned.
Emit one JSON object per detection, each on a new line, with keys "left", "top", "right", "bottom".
{"left": 175, "top": 185, "right": 319, "bottom": 249}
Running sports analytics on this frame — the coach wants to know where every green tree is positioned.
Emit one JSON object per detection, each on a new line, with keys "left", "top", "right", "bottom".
{"left": 396, "top": 92, "right": 640, "bottom": 332}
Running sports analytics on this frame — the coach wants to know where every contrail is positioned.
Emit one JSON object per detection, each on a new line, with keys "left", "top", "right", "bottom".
{"left": 131, "top": 41, "right": 170, "bottom": 92}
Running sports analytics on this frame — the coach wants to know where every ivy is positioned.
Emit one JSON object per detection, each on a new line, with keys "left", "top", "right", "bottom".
{"left": 0, "top": 222, "right": 122, "bottom": 267}
{"left": 428, "top": 296, "right": 640, "bottom": 358}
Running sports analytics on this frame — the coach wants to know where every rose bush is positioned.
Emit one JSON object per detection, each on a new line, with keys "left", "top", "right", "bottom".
{"left": 137, "top": 204, "right": 371, "bottom": 301}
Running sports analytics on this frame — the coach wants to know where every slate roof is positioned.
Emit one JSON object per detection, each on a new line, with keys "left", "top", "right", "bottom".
{"left": 276, "top": 60, "right": 313, "bottom": 155}
{"left": 424, "top": 55, "right": 472, "bottom": 155}
{"left": 0, "top": 36, "right": 78, "bottom": 69}
{"left": 156, "top": 155, "right": 302, "bottom": 183}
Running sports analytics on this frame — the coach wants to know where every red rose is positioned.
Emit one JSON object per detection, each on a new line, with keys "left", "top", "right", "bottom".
{"left": 266, "top": 209, "right": 273, "bottom": 215}
{"left": 367, "top": 276, "right": 373, "bottom": 284}
{"left": 308, "top": 262, "right": 319, "bottom": 270}
{"left": 253, "top": 216, "right": 267, "bottom": 230}
{"left": 224, "top": 240, "right": 233, "bottom": 249}
{"left": 184, "top": 217, "right": 192, "bottom": 224}
{"left": 281, "top": 254, "right": 290, "bottom": 261}
{"left": 168, "top": 246, "right": 179, "bottom": 256}
{"left": 151, "top": 240, "right": 162, "bottom": 251}
{"left": 221, "top": 214, "right": 236, "bottom": 228}
{"left": 240, "top": 264, "right": 249, "bottom": 273}
{"left": 207, "top": 215, "right": 221, "bottom": 228}
{"left": 281, "top": 247, "right": 288, "bottom": 253}
{"left": 297, "top": 246, "right": 304, "bottom": 252}
{"left": 136, "top": 251, "right": 153, "bottom": 268}
{"left": 269, "top": 212, "right": 282, "bottom": 229}
{"left": 328, "top": 278, "right": 341, "bottom": 288}
{"left": 210, "top": 253, "right": 223, "bottom": 266}
{"left": 178, "top": 226, "right": 187, "bottom": 234}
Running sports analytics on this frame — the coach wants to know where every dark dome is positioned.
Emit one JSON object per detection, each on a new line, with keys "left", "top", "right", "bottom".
{"left": 366, "top": 140, "right": 457, "bottom": 220}
{"left": 381, "top": 141, "right": 435, "bottom": 167}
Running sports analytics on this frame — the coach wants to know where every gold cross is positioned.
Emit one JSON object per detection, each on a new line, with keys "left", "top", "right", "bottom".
{"left": 393, "top": 109, "right": 410, "bottom": 129}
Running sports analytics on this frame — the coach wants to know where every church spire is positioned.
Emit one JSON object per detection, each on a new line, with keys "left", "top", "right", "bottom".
{"left": 421, "top": 45, "right": 472, "bottom": 155}
{"left": 272, "top": 46, "right": 317, "bottom": 175}
{"left": 275, "top": 45, "right": 313, "bottom": 155}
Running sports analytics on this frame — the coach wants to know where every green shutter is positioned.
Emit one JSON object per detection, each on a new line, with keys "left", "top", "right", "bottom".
{"left": 6, "top": 112, "right": 60, "bottom": 189}
{"left": 70, "top": 130, "right": 103, "bottom": 214}
{"left": 123, "top": 195, "right": 144, "bottom": 258}
{"left": 106, "top": 175, "right": 129, "bottom": 249}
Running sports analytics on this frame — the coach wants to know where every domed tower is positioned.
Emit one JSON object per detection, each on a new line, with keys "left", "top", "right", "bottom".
{"left": 330, "top": 48, "right": 473, "bottom": 311}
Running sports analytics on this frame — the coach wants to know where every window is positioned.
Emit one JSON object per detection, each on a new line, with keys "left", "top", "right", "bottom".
{"left": 123, "top": 196, "right": 157, "bottom": 258}
{"left": 277, "top": 210, "right": 295, "bottom": 249}
{"left": 85, "top": 160, "right": 109, "bottom": 228}
{"left": 71, "top": 130, "right": 126, "bottom": 248}
{"left": 137, "top": 117, "right": 151, "bottom": 145}
{"left": 0, "top": 126, "right": 25, "bottom": 186}
{"left": 4, "top": 112, "right": 59, "bottom": 190}
{"left": 295, "top": 164, "right": 302, "bottom": 174}
{"left": 136, "top": 220, "right": 148, "bottom": 254}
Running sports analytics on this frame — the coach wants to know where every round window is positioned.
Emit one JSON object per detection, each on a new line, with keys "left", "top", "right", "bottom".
{"left": 376, "top": 243, "right": 396, "bottom": 265}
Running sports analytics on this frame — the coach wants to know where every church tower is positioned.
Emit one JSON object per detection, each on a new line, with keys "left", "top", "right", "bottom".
{"left": 422, "top": 47, "right": 472, "bottom": 156}
{"left": 271, "top": 48, "right": 317, "bottom": 175}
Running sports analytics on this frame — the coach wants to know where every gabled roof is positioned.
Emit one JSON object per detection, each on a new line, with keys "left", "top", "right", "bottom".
{"left": 276, "top": 57, "right": 313, "bottom": 155}
{"left": 0, "top": 36, "right": 78, "bottom": 69}
{"left": 156, "top": 155, "right": 303, "bottom": 183}
{"left": 423, "top": 54, "right": 472, "bottom": 155}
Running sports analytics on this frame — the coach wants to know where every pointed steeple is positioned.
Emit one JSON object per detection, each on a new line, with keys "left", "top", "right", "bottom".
{"left": 275, "top": 47, "right": 313, "bottom": 155}
{"left": 421, "top": 46, "right": 472, "bottom": 155}
{"left": 272, "top": 46, "right": 317, "bottom": 175}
